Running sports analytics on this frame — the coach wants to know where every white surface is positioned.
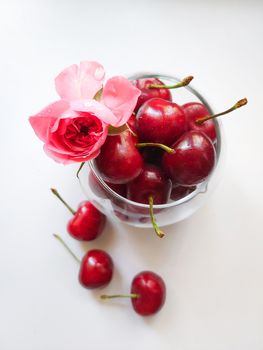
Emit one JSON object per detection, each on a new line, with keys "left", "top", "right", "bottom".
{"left": 1, "top": 1, "right": 263, "bottom": 349}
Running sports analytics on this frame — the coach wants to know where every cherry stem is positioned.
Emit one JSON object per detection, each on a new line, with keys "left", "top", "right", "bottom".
{"left": 148, "top": 75, "right": 193, "bottom": 89}
{"left": 100, "top": 294, "right": 140, "bottom": 300}
{"left": 76, "top": 162, "right": 85, "bottom": 178}
{"left": 136, "top": 142, "right": 174, "bottom": 154}
{"left": 148, "top": 195, "right": 165, "bottom": 238}
{"left": 53, "top": 234, "right": 81, "bottom": 264}
{"left": 196, "top": 98, "right": 248, "bottom": 124}
{"left": 125, "top": 123, "right": 138, "bottom": 137}
{"left": 50, "top": 188, "right": 76, "bottom": 215}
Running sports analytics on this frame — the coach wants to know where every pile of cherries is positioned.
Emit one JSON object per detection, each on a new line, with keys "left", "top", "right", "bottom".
{"left": 52, "top": 76, "right": 247, "bottom": 317}
{"left": 93, "top": 76, "right": 247, "bottom": 237}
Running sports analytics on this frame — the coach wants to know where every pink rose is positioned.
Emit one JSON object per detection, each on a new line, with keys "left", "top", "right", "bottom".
{"left": 29, "top": 61, "right": 141, "bottom": 164}
{"left": 29, "top": 100, "right": 108, "bottom": 164}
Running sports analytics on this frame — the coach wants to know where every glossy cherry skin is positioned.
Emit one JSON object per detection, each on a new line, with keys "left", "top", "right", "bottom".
{"left": 162, "top": 131, "right": 216, "bottom": 186}
{"left": 170, "top": 185, "right": 196, "bottom": 201}
{"left": 131, "top": 271, "right": 166, "bottom": 316}
{"left": 134, "top": 78, "right": 172, "bottom": 113}
{"left": 136, "top": 98, "right": 187, "bottom": 146}
{"left": 127, "top": 164, "right": 172, "bottom": 204}
{"left": 67, "top": 201, "right": 106, "bottom": 241}
{"left": 95, "top": 130, "right": 144, "bottom": 184}
{"left": 182, "top": 102, "right": 217, "bottom": 143}
{"left": 79, "top": 249, "right": 113, "bottom": 289}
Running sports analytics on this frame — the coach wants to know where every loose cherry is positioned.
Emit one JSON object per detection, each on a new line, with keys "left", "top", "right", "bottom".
{"left": 95, "top": 130, "right": 144, "bottom": 184}
{"left": 54, "top": 234, "right": 113, "bottom": 289}
{"left": 101, "top": 271, "right": 166, "bottom": 316}
{"left": 51, "top": 188, "right": 105, "bottom": 241}
{"left": 183, "top": 98, "right": 248, "bottom": 143}
{"left": 136, "top": 98, "right": 187, "bottom": 146}
{"left": 162, "top": 131, "right": 216, "bottom": 186}
{"left": 127, "top": 164, "right": 172, "bottom": 237}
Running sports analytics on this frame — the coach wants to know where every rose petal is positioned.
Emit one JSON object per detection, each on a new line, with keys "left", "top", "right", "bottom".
{"left": 55, "top": 61, "right": 105, "bottom": 101}
{"left": 70, "top": 99, "right": 116, "bottom": 126}
{"left": 29, "top": 100, "right": 69, "bottom": 141}
{"left": 102, "top": 76, "right": 141, "bottom": 127}
{"left": 44, "top": 144, "right": 101, "bottom": 164}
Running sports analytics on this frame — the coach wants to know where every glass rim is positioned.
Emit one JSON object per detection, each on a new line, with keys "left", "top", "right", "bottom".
{"left": 86, "top": 73, "right": 223, "bottom": 210}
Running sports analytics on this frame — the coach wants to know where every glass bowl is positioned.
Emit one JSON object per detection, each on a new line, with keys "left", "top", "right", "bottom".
{"left": 79, "top": 73, "right": 224, "bottom": 228}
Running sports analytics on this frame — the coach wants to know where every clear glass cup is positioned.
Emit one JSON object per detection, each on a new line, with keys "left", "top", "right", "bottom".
{"left": 79, "top": 73, "right": 224, "bottom": 228}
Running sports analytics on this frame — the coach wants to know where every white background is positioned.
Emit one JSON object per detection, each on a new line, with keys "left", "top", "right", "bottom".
{"left": 1, "top": 1, "right": 263, "bottom": 349}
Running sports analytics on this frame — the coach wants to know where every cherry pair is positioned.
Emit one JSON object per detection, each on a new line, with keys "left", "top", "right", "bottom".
{"left": 54, "top": 234, "right": 165, "bottom": 316}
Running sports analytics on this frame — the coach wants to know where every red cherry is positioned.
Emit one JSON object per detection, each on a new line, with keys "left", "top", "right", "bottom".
{"left": 95, "top": 130, "right": 144, "bottom": 184}
{"left": 182, "top": 102, "right": 217, "bottom": 143}
{"left": 127, "top": 164, "right": 171, "bottom": 205}
{"left": 54, "top": 235, "right": 113, "bottom": 289}
{"left": 162, "top": 131, "right": 216, "bottom": 186}
{"left": 183, "top": 98, "right": 248, "bottom": 144}
{"left": 131, "top": 271, "right": 166, "bottom": 316}
{"left": 127, "top": 164, "right": 172, "bottom": 237}
{"left": 136, "top": 98, "right": 187, "bottom": 146}
{"left": 79, "top": 249, "right": 113, "bottom": 289}
{"left": 67, "top": 201, "right": 106, "bottom": 241}
{"left": 51, "top": 189, "right": 105, "bottom": 241}
{"left": 101, "top": 271, "right": 166, "bottom": 316}
{"left": 134, "top": 78, "right": 172, "bottom": 112}
{"left": 134, "top": 75, "right": 193, "bottom": 113}
{"left": 170, "top": 185, "right": 196, "bottom": 201}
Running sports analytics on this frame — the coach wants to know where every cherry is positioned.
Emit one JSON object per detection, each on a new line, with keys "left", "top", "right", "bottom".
{"left": 136, "top": 98, "right": 187, "bottom": 146}
{"left": 54, "top": 234, "right": 113, "bottom": 289}
{"left": 134, "top": 78, "right": 172, "bottom": 113}
{"left": 134, "top": 75, "right": 193, "bottom": 113}
{"left": 127, "top": 164, "right": 171, "bottom": 204}
{"left": 182, "top": 102, "right": 217, "bottom": 143}
{"left": 79, "top": 249, "right": 113, "bottom": 289}
{"left": 51, "top": 188, "right": 105, "bottom": 241}
{"left": 182, "top": 98, "right": 248, "bottom": 144}
{"left": 170, "top": 185, "right": 196, "bottom": 201}
{"left": 101, "top": 271, "right": 166, "bottom": 316}
{"left": 162, "top": 131, "right": 216, "bottom": 186}
{"left": 127, "top": 164, "right": 172, "bottom": 237}
{"left": 95, "top": 130, "right": 144, "bottom": 184}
